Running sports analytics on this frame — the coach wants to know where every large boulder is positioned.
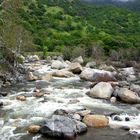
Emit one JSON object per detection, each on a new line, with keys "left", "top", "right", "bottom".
{"left": 40, "top": 115, "right": 87, "bottom": 139}
{"left": 89, "top": 82, "right": 114, "bottom": 99}
{"left": 72, "top": 56, "right": 84, "bottom": 64}
{"left": 52, "top": 70, "right": 74, "bottom": 78}
{"left": 51, "top": 60, "right": 68, "bottom": 70}
{"left": 83, "top": 115, "right": 109, "bottom": 127}
{"left": 69, "top": 62, "right": 83, "bottom": 74}
{"left": 118, "top": 88, "right": 140, "bottom": 104}
{"left": 80, "top": 68, "right": 116, "bottom": 82}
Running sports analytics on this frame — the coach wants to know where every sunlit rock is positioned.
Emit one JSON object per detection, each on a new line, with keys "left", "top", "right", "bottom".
{"left": 26, "top": 72, "right": 38, "bottom": 81}
{"left": 118, "top": 88, "right": 140, "bottom": 104}
{"left": 35, "top": 92, "right": 44, "bottom": 97}
{"left": 51, "top": 60, "right": 68, "bottom": 69}
{"left": 28, "top": 125, "right": 41, "bottom": 134}
{"left": 16, "top": 95, "right": 26, "bottom": 101}
{"left": 80, "top": 68, "right": 117, "bottom": 82}
{"left": 83, "top": 115, "right": 109, "bottom": 127}
{"left": 110, "top": 97, "right": 117, "bottom": 103}
{"left": 52, "top": 69, "right": 74, "bottom": 78}
{"left": 89, "top": 82, "right": 114, "bottom": 99}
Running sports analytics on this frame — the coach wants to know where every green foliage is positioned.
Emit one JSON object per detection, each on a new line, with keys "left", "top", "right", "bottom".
{"left": 1, "top": 0, "right": 140, "bottom": 62}
{"left": 0, "top": 0, "right": 34, "bottom": 66}
{"left": 18, "top": 0, "right": 140, "bottom": 59}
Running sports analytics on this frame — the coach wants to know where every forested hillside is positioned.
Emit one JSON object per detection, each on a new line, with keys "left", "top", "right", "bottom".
{"left": 19, "top": 0, "right": 140, "bottom": 60}
{"left": 0, "top": 0, "right": 140, "bottom": 63}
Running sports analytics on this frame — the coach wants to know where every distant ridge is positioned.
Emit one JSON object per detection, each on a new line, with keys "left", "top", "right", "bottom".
{"left": 81, "top": 0, "right": 140, "bottom": 12}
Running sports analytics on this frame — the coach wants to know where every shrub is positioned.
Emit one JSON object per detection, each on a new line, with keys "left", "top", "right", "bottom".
{"left": 63, "top": 47, "right": 72, "bottom": 60}
{"left": 72, "top": 47, "right": 85, "bottom": 59}
{"left": 91, "top": 44, "right": 105, "bottom": 60}
{"left": 110, "top": 50, "right": 120, "bottom": 61}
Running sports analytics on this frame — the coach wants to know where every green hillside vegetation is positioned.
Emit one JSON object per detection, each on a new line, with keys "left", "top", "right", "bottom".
{"left": 19, "top": 0, "right": 140, "bottom": 60}
{"left": 0, "top": 0, "right": 140, "bottom": 64}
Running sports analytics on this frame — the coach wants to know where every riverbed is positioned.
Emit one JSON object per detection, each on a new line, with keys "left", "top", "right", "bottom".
{"left": 0, "top": 62, "right": 140, "bottom": 140}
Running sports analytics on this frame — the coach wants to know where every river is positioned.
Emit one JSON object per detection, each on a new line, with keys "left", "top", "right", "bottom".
{"left": 0, "top": 62, "right": 140, "bottom": 140}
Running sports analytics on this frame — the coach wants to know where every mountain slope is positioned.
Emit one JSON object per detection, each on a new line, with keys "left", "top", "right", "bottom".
{"left": 19, "top": 0, "right": 140, "bottom": 54}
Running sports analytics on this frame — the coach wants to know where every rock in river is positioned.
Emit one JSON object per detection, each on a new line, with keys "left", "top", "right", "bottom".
{"left": 118, "top": 88, "right": 140, "bottom": 104}
{"left": 16, "top": 95, "right": 26, "bottom": 101}
{"left": 40, "top": 115, "right": 87, "bottom": 139}
{"left": 26, "top": 72, "right": 38, "bottom": 81}
{"left": 69, "top": 62, "right": 83, "bottom": 74}
{"left": 51, "top": 60, "right": 68, "bottom": 69}
{"left": 80, "top": 68, "right": 116, "bottom": 82}
{"left": 28, "top": 125, "right": 41, "bottom": 134}
{"left": 52, "top": 70, "right": 74, "bottom": 78}
{"left": 83, "top": 115, "right": 109, "bottom": 127}
{"left": 89, "top": 82, "right": 114, "bottom": 99}
{"left": 35, "top": 92, "right": 44, "bottom": 97}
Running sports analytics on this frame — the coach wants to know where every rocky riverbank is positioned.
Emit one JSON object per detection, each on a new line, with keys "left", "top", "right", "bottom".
{"left": 0, "top": 55, "right": 140, "bottom": 140}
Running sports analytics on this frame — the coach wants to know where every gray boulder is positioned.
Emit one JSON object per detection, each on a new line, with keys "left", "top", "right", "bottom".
{"left": 80, "top": 68, "right": 116, "bottom": 82}
{"left": 51, "top": 60, "right": 68, "bottom": 69}
{"left": 40, "top": 115, "right": 87, "bottom": 139}
{"left": 89, "top": 82, "right": 114, "bottom": 99}
{"left": 52, "top": 69, "right": 74, "bottom": 78}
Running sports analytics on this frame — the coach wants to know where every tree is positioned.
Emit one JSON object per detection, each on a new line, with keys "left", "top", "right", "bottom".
{"left": 0, "top": 0, "right": 33, "bottom": 67}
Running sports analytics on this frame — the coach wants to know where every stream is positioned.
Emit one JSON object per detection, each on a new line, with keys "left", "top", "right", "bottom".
{"left": 0, "top": 61, "right": 140, "bottom": 140}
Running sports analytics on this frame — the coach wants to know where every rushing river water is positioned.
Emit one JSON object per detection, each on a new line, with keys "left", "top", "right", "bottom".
{"left": 0, "top": 62, "right": 140, "bottom": 140}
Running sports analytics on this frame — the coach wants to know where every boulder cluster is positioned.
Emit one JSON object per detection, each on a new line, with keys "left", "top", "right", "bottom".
{"left": 1, "top": 55, "right": 140, "bottom": 139}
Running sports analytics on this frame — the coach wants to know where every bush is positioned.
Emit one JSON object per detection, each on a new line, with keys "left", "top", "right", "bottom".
{"left": 90, "top": 44, "right": 105, "bottom": 60}
{"left": 111, "top": 47, "right": 140, "bottom": 61}
{"left": 63, "top": 47, "right": 72, "bottom": 60}
{"left": 110, "top": 50, "right": 120, "bottom": 61}
{"left": 72, "top": 47, "right": 85, "bottom": 59}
